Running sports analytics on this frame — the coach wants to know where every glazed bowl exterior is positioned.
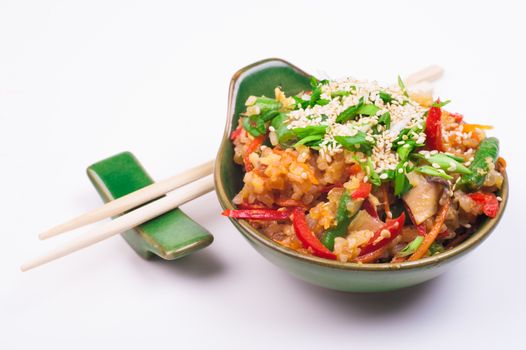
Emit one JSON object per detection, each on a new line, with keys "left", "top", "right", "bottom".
{"left": 214, "top": 58, "right": 509, "bottom": 292}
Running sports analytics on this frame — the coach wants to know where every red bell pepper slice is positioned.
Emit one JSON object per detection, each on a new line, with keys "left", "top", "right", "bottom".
{"left": 449, "top": 112, "right": 464, "bottom": 123}
{"left": 222, "top": 208, "right": 292, "bottom": 220}
{"left": 362, "top": 198, "right": 378, "bottom": 218}
{"left": 292, "top": 208, "right": 336, "bottom": 260}
{"left": 243, "top": 135, "right": 265, "bottom": 171}
{"left": 358, "top": 213, "right": 406, "bottom": 256}
{"left": 468, "top": 192, "right": 499, "bottom": 218}
{"left": 425, "top": 105, "right": 445, "bottom": 151}
{"left": 230, "top": 125, "right": 243, "bottom": 141}
{"left": 352, "top": 182, "right": 372, "bottom": 200}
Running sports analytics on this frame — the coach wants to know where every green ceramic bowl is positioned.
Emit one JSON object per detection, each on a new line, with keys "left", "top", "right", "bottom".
{"left": 214, "top": 58, "right": 509, "bottom": 292}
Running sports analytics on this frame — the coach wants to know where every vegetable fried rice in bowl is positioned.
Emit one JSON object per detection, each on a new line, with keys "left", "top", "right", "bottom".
{"left": 215, "top": 59, "right": 508, "bottom": 292}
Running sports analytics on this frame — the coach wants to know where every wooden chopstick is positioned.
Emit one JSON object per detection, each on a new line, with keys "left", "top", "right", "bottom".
{"left": 21, "top": 175, "right": 215, "bottom": 271}
{"left": 405, "top": 65, "right": 444, "bottom": 86}
{"left": 39, "top": 160, "right": 214, "bottom": 240}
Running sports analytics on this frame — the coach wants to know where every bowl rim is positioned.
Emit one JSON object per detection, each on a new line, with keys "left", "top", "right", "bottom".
{"left": 214, "top": 57, "right": 509, "bottom": 272}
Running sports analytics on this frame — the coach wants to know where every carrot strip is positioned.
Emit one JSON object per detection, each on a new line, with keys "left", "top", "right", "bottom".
{"left": 408, "top": 196, "right": 451, "bottom": 261}
{"left": 497, "top": 157, "right": 507, "bottom": 171}
{"left": 462, "top": 124, "right": 493, "bottom": 133}
{"left": 354, "top": 246, "right": 388, "bottom": 263}
{"left": 275, "top": 198, "right": 306, "bottom": 208}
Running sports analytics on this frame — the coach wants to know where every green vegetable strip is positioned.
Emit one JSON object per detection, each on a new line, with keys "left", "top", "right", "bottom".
{"left": 243, "top": 115, "right": 266, "bottom": 137}
{"left": 321, "top": 191, "right": 355, "bottom": 251}
{"left": 378, "top": 112, "right": 391, "bottom": 130}
{"left": 254, "top": 97, "right": 281, "bottom": 113}
{"left": 292, "top": 125, "right": 328, "bottom": 138}
{"left": 336, "top": 100, "right": 380, "bottom": 123}
{"left": 445, "top": 154, "right": 465, "bottom": 163}
{"left": 242, "top": 97, "right": 282, "bottom": 136}
{"left": 260, "top": 110, "right": 280, "bottom": 122}
{"left": 458, "top": 137, "right": 500, "bottom": 190}
{"left": 397, "top": 143, "right": 415, "bottom": 162}
{"left": 334, "top": 132, "right": 375, "bottom": 155}
{"left": 416, "top": 165, "right": 453, "bottom": 180}
{"left": 394, "top": 162, "right": 412, "bottom": 197}
{"left": 379, "top": 91, "right": 393, "bottom": 104}
{"left": 356, "top": 104, "right": 380, "bottom": 116}
{"left": 331, "top": 90, "right": 351, "bottom": 97}
{"left": 432, "top": 99, "right": 451, "bottom": 108}
{"left": 294, "top": 135, "right": 323, "bottom": 147}
{"left": 366, "top": 157, "right": 382, "bottom": 186}
{"left": 429, "top": 242, "right": 445, "bottom": 255}
{"left": 422, "top": 153, "right": 472, "bottom": 175}
{"left": 397, "top": 75, "right": 409, "bottom": 98}
{"left": 271, "top": 113, "right": 295, "bottom": 146}
{"left": 397, "top": 236, "right": 424, "bottom": 257}
{"left": 336, "top": 98, "right": 365, "bottom": 123}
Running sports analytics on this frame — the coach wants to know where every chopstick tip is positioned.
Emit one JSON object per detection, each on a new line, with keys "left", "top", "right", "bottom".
{"left": 39, "top": 228, "right": 60, "bottom": 240}
{"left": 38, "top": 232, "right": 49, "bottom": 240}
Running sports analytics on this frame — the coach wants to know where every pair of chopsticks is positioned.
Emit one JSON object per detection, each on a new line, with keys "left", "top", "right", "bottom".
{"left": 20, "top": 161, "right": 215, "bottom": 271}
{"left": 20, "top": 65, "right": 444, "bottom": 272}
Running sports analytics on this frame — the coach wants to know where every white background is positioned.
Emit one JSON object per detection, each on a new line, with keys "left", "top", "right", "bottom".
{"left": 1, "top": 1, "right": 525, "bottom": 349}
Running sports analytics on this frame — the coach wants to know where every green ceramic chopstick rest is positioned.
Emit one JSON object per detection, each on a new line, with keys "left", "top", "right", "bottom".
{"left": 87, "top": 152, "right": 213, "bottom": 260}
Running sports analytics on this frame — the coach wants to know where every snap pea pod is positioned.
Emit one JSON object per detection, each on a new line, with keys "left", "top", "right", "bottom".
{"left": 252, "top": 97, "right": 282, "bottom": 114}
{"left": 459, "top": 137, "right": 500, "bottom": 190}
{"left": 416, "top": 165, "right": 453, "bottom": 180}
{"left": 423, "top": 153, "right": 472, "bottom": 175}
{"left": 321, "top": 191, "right": 357, "bottom": 251}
